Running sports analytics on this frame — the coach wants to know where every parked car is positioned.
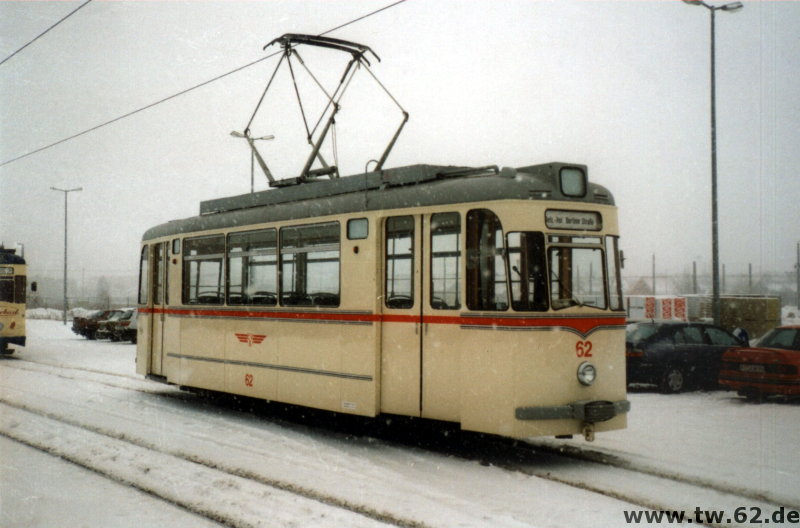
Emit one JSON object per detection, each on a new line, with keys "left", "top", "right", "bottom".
{"left": 71, "top": 311, "right": 90, "bottom": 336}
{"left": 72, "top": 310, "right": 116, "bottom": 340}
{"left": 71, "top": 311, "right": 91, "bottom": 336}
{"left": 95, "top": 309, "right": 134, "bottom": 341}
{"left": 113, "top": 309, "right": 138, "bottom": 343}
{"left": 626, "top": 321, "right": 746, "bottom": 393}
{"left": 719, "top": 325, "right": 800, "bottom": 401}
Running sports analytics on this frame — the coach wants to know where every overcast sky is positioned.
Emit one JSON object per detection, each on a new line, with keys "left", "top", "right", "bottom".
{"left": 1, "top": 0, "right": 798, "bottom": 288}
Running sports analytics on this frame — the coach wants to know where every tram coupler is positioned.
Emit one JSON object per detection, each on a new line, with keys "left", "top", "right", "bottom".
{"left": 582, "top": 422, "right": 596, "bottom": 442}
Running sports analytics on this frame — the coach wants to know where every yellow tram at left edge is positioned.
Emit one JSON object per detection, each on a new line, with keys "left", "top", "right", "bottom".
{"left": 0, "top": 248, "right": 28, "bottom": 355}
{"left": 136, "top": 162, "right": 630, "bottom": 441}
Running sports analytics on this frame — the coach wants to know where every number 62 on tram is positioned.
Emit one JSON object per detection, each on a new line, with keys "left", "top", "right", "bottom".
{"left": 137, "top": 162, "right": 629, "bottom": 441}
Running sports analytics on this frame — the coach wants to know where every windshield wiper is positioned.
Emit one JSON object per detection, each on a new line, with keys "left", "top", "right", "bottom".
{"left": 549, "top": 270, "right": 586, "bottom": 309}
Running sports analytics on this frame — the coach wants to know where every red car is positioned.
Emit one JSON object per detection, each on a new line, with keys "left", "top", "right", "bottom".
{"left": 719, "top": 325, "right": 800, "bottom": 400}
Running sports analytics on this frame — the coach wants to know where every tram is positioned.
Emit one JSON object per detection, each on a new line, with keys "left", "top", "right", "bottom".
{"left": 137, "top": 162, "right": 629, "bottom": 440}
{"left": 0, "top": 248, "right": 29, "bottom": 355}
{"left": 137, "top": 34, "right": 629, "bottom": 441}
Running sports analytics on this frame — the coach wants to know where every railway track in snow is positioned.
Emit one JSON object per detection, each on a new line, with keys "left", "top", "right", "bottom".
{"left": 2, "top": 356, "right": 795, "bottom": 527}
{"left": 0, "top": 358, "right": 422, "bottom": 528}
{"left": 1, "top": 400, "right": 411, "bottom": 528}
{"left": 500, "top": 445, "right": 797, "bottom": 527}
{"left": 364, "top": 405, "right": 798, "bottom": 527}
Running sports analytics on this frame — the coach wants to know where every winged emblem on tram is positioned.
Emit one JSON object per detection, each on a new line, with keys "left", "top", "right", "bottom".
{"left": 234, "top": 333, "right": 267, "bottom": 346}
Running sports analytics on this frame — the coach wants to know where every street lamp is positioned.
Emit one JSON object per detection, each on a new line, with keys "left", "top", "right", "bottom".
{"left": 683, "top": 0, "right": 742, "bottom": 326}
{"left": 50, "top": 186, "right": 82, "bottom": 325}
{"left": 230, "top": 130, "right": 275, "bottom": 192}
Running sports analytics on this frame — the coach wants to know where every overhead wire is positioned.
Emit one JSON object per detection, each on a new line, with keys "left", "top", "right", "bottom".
{"left": 0, "top": 0, "right": 92, "bottom": 67}
{"left": 1, "top": 53, "right": 279, "bottom": 168}
{"left": 0, "top": 0, "right": 408, "bottom": 169}
{"left": 318, "top": 0, "right": 406, "bottom": 37}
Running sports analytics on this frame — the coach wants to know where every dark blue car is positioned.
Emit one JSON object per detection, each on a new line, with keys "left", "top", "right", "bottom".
{"left": 626, "top": 321, "right": 745, "bottom": 393}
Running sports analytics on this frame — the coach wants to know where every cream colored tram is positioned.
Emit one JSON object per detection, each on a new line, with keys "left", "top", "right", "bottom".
{"left": 137, "top": 163, "right": 629, "bottom": 440}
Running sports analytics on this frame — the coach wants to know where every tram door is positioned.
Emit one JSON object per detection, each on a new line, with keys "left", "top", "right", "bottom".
{"left": 420, "top": 212, "right": 462, "bottom": 421}
{"left": 380, "top": 212, "right": 463, "bottom": 421}
{"left": 381, "top": 215, "right": 423, "bottom": 416}
{"left": 148, "top": 242, "right": 167, "bottom": 376}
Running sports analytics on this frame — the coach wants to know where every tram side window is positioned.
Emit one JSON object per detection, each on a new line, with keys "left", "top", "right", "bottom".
{"left": 280, "top": 222, "right": 340, "bottom": 307}
{"left": 14, "top": 275, "right": 26, "bottom": 304}
{"left": 385, "top": 216, "right": 414, "bottom": 309}
{"left": 183, "top": 235, "right": 225, "bottom": 305}
{"left": 154, "top": 243, "right": 166, "bottom": 305}
{"left": 507, "top": 232, "right": 548, "bottom": 312}
{"left": 138, "top": 246, "right": 149, "bottom": 304}
{"left": 430, "top": 212, "right": 461, "bottom": 310}
{"left": 347, "top": 218, "right": 369, "bottom": 240}
{"left": 227, "top": 229, "right": 278, "bottom": 306}
{"left": 466, "top": 209, "right": 508, "bottom": 311}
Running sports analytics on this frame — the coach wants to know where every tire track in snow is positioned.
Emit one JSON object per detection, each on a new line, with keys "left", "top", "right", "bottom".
{"left": 0, "top": 399, "right": 426, "bottom": 528}
{"left": 381, "top": 430, "right": 790, "bottom": 528}
{"left": 0, "top": 405, "right": 236, "bottom": 528}
{"left": 1, "top": 358, "right": 429, "bottom": 527}
{"left": 521, "top": 441, "right": 800, "bottom": 511}
{"left": 0, "top": 356, "right": 168, "bottom": 393}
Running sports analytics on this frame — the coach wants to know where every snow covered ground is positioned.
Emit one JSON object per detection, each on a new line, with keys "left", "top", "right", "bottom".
{"left": 2, "top": 318, "right": 799, "bottom": 527}
{"left": 0, "top": 436, "right": 224, "bottom": 528}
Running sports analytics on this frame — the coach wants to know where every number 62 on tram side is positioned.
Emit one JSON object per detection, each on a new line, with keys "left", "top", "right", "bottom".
{"left": 136, "top": 162, "right": 630, "bottom": 441}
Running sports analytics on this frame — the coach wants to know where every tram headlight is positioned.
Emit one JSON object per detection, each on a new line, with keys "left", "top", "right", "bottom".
{"left": 577, "top": 361, "right": 597, "bottom": 386}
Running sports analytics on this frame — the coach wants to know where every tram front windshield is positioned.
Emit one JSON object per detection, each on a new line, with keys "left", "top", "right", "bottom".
{"left": 549, "top": 242, "right": 607, "bottom": 309}
{"left": 0, "top": 268, "right": 25, "bottom": 304}
{"left": 507, "top": 234, "right": 622, "bottom": 312}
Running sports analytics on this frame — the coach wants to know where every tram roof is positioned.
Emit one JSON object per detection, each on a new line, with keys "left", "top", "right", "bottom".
{"left": 142, "top": 162, "right": 614, "bottom": 241}
{"left": 0, "top": 249, "right": 25, "bottom": 265}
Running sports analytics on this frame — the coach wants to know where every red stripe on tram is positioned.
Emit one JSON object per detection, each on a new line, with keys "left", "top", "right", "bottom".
{"left": 138, "top": 307, "right": 625, "bottom": 335}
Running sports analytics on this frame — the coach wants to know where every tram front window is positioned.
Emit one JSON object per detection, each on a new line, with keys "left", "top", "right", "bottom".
{"left": 0, "top": 277, "right": 13, "bottom": 303}
{"left": 0, "top": 268, "right": 25, "bottom": 304}
{"left": 548, "top": 237, "right": 607, "bottom": 310}
{"left": 507, "top": 232, "right": 548, "bottom": 312}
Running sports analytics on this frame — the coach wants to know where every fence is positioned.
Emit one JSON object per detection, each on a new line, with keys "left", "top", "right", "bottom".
{"left": 28, "top": 295, "right": 138, "bottom": 312}
{"left": 624, "top": 270, "right": 796, "bottom": 307}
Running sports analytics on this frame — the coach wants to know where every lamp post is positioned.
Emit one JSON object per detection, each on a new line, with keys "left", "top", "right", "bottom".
{"left": 682, "top": 0, "right": 742, "bottom": 326}
{"left": 796, "top": 242, "right": 799, "bottom": 308}
{"left": 51, "top": 186, "right": 82, "bottom": 324}
{"left": 230, "top": 131, "right": 275, "bottom": 193}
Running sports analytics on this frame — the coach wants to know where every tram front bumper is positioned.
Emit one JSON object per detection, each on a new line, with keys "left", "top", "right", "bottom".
{"left": 515, "top": 399, "right": 630, "bottom": 423}
{"left": 0, "top": 336, "right": 25, "bottom": 354}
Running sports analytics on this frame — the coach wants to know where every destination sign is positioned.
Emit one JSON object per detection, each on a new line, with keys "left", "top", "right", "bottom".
{"left": 545, "top": 210, "right": 602, "bottom": 231}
